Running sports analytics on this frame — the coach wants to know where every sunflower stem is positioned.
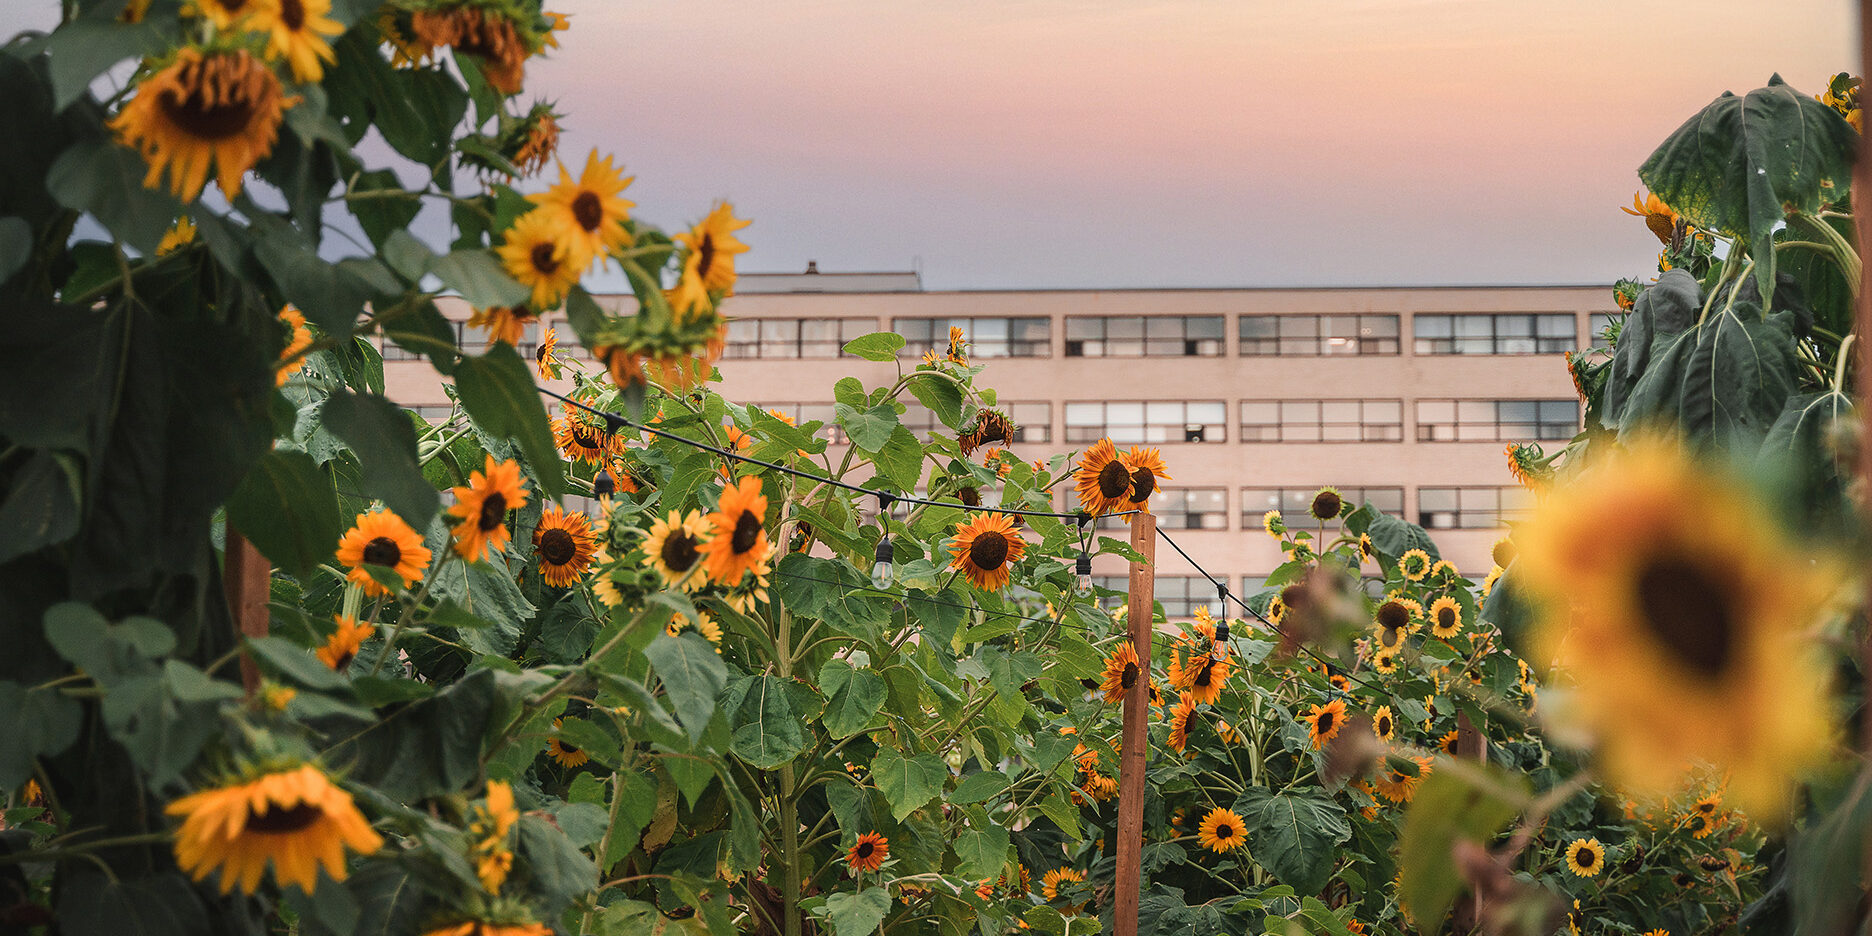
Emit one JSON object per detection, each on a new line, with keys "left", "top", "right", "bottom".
{"left": 1834, "top": 334, "right": 1857, "bottom": 392}
{"left": 0, "top": 832, "right": 171, "bottom": 868}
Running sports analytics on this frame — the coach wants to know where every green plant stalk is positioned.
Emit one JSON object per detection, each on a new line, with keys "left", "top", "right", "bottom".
{"left": 1805, "top": 211, "right": 1863, "bottom": 297}
{"left": 776, "top": 601, "right": 803, "bottom": 936}
{"left": 1835, "top": 333, "right": 1858, "bottom": 392}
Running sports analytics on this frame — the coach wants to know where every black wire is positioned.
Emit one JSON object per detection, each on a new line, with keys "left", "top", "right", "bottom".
{"left": 537, "top": 383, "right": 1130, "bottom": 523}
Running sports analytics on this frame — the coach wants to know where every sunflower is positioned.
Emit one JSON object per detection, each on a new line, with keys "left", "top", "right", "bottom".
{"left": 948, "top": 512, "right": 1027, "bottom": 592}
{"left": 720, "top": 562, "right": 771, "bottom": 614}
{"left": 1309, "top": 486, "right": 1344, "bottom": 521}
{"left": 1196, "top": 807, "right": 1247, "bottom": 853}
{"left": 1564, "top": 838, "right": 1605, "bottom": 878}
{"left": 469, "top": 780, "right": 518, "bottom": 893}
{"left": 110, "top": 48, "right": 292, "bottom": 202}
{"left": 1397, "top": 548, "right": 1431, "bottom": 582}
{"left": 554, "top": 403, "right": 616, "bottom": 464}
{"left": 157, "top": 216, "right": 197, "bottom": 255}
{"left": 1073, "top": 438, "right": 1132, "bottom": 517}
{"left": 1437, "top": 730, "right": 1460, "bottom": 755}
{"left": 191, "top": 0, "right": 259, "bottom": 28}
{"left": 1118, "top": 446, "right": 1171, "bottom": 510}
{"left": 1490, "top": 536, "right": 1517, "bottom": 568}
{"left": 1430, "top": 560, "right": 1459, "bottom": 583}
{"left": 1166, "top": 695, "right": 1198, "bottom": 754}
{"left": 317, "top": 615, "right": 373, "bottom": 671}
{"left": 447, "top": 456, "right": 530, "bottom": 561}
{"left": 512, "top": 105, "right": 560, "bottom": 176}
{"left": 531, "top": 505, "right": 596, "bottom": 587}
{"left": 1371, "top": 651, "right": 1399, "bottom": 675}
{"left": 1372, "top": 705, "right": 1396, "bottom": 741}
{"left": 847, "top": 831, "right": 888, "bottom": 873}
{"left": 411, "top": 4, "right": 531, "bottom": 94}
{"left": 668, "top": 203, "right": 752, "bottom": 319}
{"left": 1262, "top": 509, "right": 1284, "bottom": 538}
{"left": 496, "top": 209, "right": 587, "bottom": 310}
{"left": 1358, "top": 532, "right": 1374, "bottom": 563}
{"left": 1514, "top": 437, "right": 1836, "bottom": 817}
{"left": 166, "top": 763, "right": 382, "bottom": 895}
{"left": 545, "top": 717, "right": 588, "bottom": 768}
{"left": 251, "top": 0, "right": 343, "bottom": 82}
{"left": 641, "top": 509, "right": 711, "bottom": 591}
{"left": 1040, "top": 867, "right": 1084, "bottom": 902}
{"left": 1693, "top": 792, "right": 1722, "bottom": 816}
{"left": 335, "top": 509, "right": 431, "bottom": 597}
{"left": 1427, "top": 597, "right": 1462, "bottom": 639}
{"left": 276, "top": 305, "right": 312, "bottom": 386}
{"left": 1181, "top": 655, "right": 1230, "bottom": 706}
{"left": 699, "top": 477, "right": 773, "bottom": 586}
{"left": 1481, "top": 565, "right": 1504, "bottom": 598}
{"left": 535, "top": 327, "right": 562, "bottom": 379}
{"left": 1623, "top": 191, "right": 1680, "bottom": 245}
{"left": 666, "top": 612, "right": 724, "bottom": 647}
{"left": 1094, "top": 642, "right": 1142, "bottom": 704}
{"left": 1371, "top": 756, "right": 1431, "bottom": 804}
{"left": 424, "top": 922, "right": 551, "bottom": 936}
{"left": 1684, "top": 811, "right": 1723, "bottom": 839}
{"left": 1303, "top": 700, "right": 1346, "bottom": 749}
{"left": 1080, "top": 772, "right": 1119, "bottom": 802}
{"left": 468, "top": 303, "right": 539, "bottom": 347}
{"left": 531, "top": 149, "right": 634, "bottom": 264}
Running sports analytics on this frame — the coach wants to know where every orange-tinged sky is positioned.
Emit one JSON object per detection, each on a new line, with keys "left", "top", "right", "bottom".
{"left": 527, "top": 0, "right": 1855, "bottom": 290}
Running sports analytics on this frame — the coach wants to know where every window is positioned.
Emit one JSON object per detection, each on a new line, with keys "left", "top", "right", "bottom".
{"left": 1589, "top": 313, "right": 1619, "bottom": 350}
{"left": 1412, "top": 313, "right": 1576, "bottom": 354}
{"left": 1064, "top": 401, "right": 1227, "bottom": 444}
{"left": 1240, "top": 486, "right": 1404, "bottom": 530}
{"left": 445, "top": 321, "right": 541, "bottom": 357}
{"left": 1238, "top": 315, "right": 1399, "bottom": 356}
{"left": 1090, "top": 575, "right": 1225, "bottom": 619}
{"left": 894, "top": 317, "right": 1050, "bottom": 358}
{"left": 1065, "top": 487, "right": 1226, "bottom": 531}
{"left": 411, "top": 404, "right": 457, "bottom": 422}
{"left": 747, "top": 402, "right": 848, "bottom": 445}
{"left": 1240, "top": 399, "right": 1403, "bottom": 442}
{"left": 1006, "top": 402, "right": 1051, "bottom": 444}
{"left": 1417, "top": 486, "right": 1535, "bottom": 529}
{"left": 724, "top": 317, "right": 878, "bottom": 359}
{"left": 1415, "top": 400, "right": 1579, "bottom": 442}
{"left": 1064, "top": 315, "right": 1224, "bottom": 357}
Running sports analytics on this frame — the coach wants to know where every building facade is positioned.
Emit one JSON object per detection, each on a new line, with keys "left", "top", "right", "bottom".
{"left": 391, "top": 269, "right": 1609, "bottom": 619}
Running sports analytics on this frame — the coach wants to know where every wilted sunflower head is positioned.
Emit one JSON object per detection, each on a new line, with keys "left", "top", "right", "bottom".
{"left": 1309, "top": 486, "right": 1343, "bottom": 521}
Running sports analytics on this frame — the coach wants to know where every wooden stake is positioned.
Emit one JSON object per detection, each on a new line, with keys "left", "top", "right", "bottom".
{"left": 1854, "top": 4, "right": 1872, "bottom": 926}
{"left": 1113, "top": 512, "right": 1156, "bottom": 936}
{"left": 223, "top": 530, "right": 271, "bottom": 694}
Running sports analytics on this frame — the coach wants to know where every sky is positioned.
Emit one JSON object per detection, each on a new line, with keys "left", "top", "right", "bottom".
{"left": 8, "top": 0, "right": 1858, "bottom": 290}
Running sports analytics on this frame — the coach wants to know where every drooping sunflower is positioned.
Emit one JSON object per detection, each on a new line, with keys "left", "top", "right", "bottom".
{"left": 535, "top": 326, "right": 562, "bottom": 379}
{"left": 496, "top": 209, "right": 587, "bottom": 310}
{"left": 1372, "top": 705, "right": 1396, "bottom": 741}
{"left": 1564, "top": 838, "right": 1605, "bottom": 878}
{"left": 252, "top": 0, "right": 344, "bottom": 82}
{"left": 1684, "top": 811, "right": 1724, "bottom": 839}
{"left": 448, "top": 456, "right": 530, "bottom": 561}
{"left": 276, "top": 305, "right": 313, "bottom": 387}
{"left": 1481, "top": 564, "right": 1504, "bottom": 598}
{"left": 699, "top": 477, "right": 773, "bottom": 586}
{"left": 1166, "top": 695, "right": 1198, "bottom": 754}
{"left": 1080, "top": 772, "right": 1118, "bottom": 802}
{"left": 1302, "top": 700, "right": 1346, "bottom": 749}
{"left": 1117, "top": 446, "right": 1171, "bottom": 511}
{"left": 668, "top": 202, "right": 752, "bottom": 319}
{"left": 335, "top": 509, "right": 431, "bottom": 597}
{"left": 110, "top": 48, "right": 293, "bottom": 202}
{"left": 411, "top": 4, "right": 533, "bottom": 94}
{"left": 545, "top": 717, "right": 588, "bottom": 768}
{"left": 317, "top": 615, "right": 373, "bottom": 671}
{"left": 1309, "top": 486, "right": 1344, "bottom": 521}
{"left": 1073, "top": 438, "right": 1131, "bottom": 517}
{"left": 157, "top": 216, "right": 197, "bottom": 255}
{"left": 1261, "top": 509, "right": 1284, "bottom": 538}
{"left": 1397, "top": 548, "right": 1431, "bottom": 582}
{"left": 666, "top": 612, "right": 724, "bottom": 647}
{"left": 532, "top": 505, "right": 596, "bottom": 587}
{"left": 1371, "top": 755, "right": 1431, "bottom": 804}
{"left": 1514, "top": 436, "right": 1837, "bottom": 817}
{"left": 469, "top": 780, "right": 518, "bottom": 893}
{"left": 166, "top": 763, "right": 383, "bottom": 895}
{"left": 1197, "top": 807, "right": 1247, "bottom": 853}
{"left": 1098, "top": 642, "right": 1141, "bottom": 704}
{"left": 529, "top": 149, "right": 634, "bottom": 263}
{"left": 467, "top": 303, "right": 539, "bottom": 347}
{"left": 511, "top": 103, "right": 560, "bottom": 176}
{"left": 643, "top": 509, "right": 711, "bottom": 591}
{"left": 948, "top": 511, "right": 1027, "bottom": 592}
{"left": 1693, "top": 792, "right": 1722, "bottom": 816}
{"left": 554, "top": 402, "right": 616, "bottom": 464}
{"left": 1181, "top": 654, "right": 1230, "bottom": 706}
{"left": 721, "top": 562, "right": 771, "bottom": 614}
{"left": 1622, "top": 191, "right": 1680, "bottom": 245}
{"left": 1040, "top": 867, "right": 1084, "bottom": 902}
{"left": 847, "top": 831, "right": 888, "bottom": 873}
{"left": 1427, "top": 597, "right": 1462, "bottom": 639}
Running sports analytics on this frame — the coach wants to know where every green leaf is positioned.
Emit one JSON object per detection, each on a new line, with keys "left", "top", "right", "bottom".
{"left": 1761, "top": 389, "right": 1855, "bottom": 531}
{"left": 56, "top": 870, "right": 206, "bottom": 936}
{"left": 1639, "top": 75, "right": 1858, "bottom": 305}
{"left": 43, "top": 603, "right": 171, "bottom": 685}
{"left": 1365, "top": 510, "right": 1438, "bottom": 567}
{"left": 0, "top": 450, "right": 81, "bottom": 564}
{"left": 44, "top": 19, "right": 166, "bottom": 110}
{"left": 0, "top": 680, "right": 82, "bottom": 789}
{"left": 822, "top": 887, "right": 892, "bottom": 936}
{"left": 723, "top": 674, "right": 821, "bottom": 769}
{"left": 321, "top": 391, "right": 440, "bottom": 529}
{"left": 818, "top": 659, "right": 887, "bottom": 739}
{"left": 604, "top": 770, "right": 660, "bottom": 870}
{"left": 45, "top": 139, "right": 182, "bottom": 255}
{"left": 453, "top": 343, "right": 565, "bottom": 499}
{"left": 0, "top": 215, "right": 29, "bottom": 285}
{"left": 1397, "top": 761, "right": 1529, "bottom": 933}
{"left": 870, "top": 748, "right": 946, "bottom": 822}
{"left": 1097, "top": 535, "right": 1147, "bottom": 565}
{"left": 952, "top": 824, "right": 1011, "bottom": 879}
{"left": 1232, "top": 788, "right": 1353, "bottom": 897}
{"left": 842, "top": 332, "right": 905, "bottom": 362}
{"left": 836, "top": 401, "right": 901, "bottom": 452}
{"left": 1602, "top": 270, "right": 1700, "bottom": 427}
{"left": 247, "top": 635, "right": 350, "bottom": 691}
{"left": 225, "top": 449, "right": 342, "bottom": 580}
{"left": 253, "top": 232, "right": 375, "bottom": 335}
{"left": 347, "top": 169, "right": 422, "bottom": 250}
{"left": 100, "top": 671, "right": 224, "bottom": 784}
{"left": 905, "top": 374, "right": 964, "bottom": 428}
{"left": 330, "top": 668, "right": 496, "bottom": 801}
{"left": 555, "top": 718, "right": 621, "bottom": 769}
{"left": 382, "top": 297, "right": 460, "bottom": 375}
{"left": 517, "top": 814, "right": 600, "bottom": 916}
{"left": 430, "top": 248, "right": 530, "bottom": 308}
{"left": 950, "top": 770, "right": 1011, "bottom": 805}
{"left": 872, "top": 424, "right": 925, "bottom": 491}
{"left": 644, "top": 632, "right": 730, "bottom": 741}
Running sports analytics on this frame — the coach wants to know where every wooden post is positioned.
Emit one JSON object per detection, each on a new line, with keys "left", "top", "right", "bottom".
{"left": 1855, "top": 4, "right": 1872, "bottom": 928}
{"left": 223, "top": 530, "right": 271, "bottom": 694}
{"left": 1113, "top": 512, "right": 1156, "bottom": 936}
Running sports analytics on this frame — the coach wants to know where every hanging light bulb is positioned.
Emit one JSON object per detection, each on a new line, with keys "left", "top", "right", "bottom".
{"left": 593, "top": 470, "right": 616, "bottom": 497}
{"left": 1074, "top": 512, "right": 1093, "bottom": 591}
{"left": 1212, "top": 583, "right": 1231, "bottom": 661}
{"left": 872, "top": 491, "right": 897, "bottom": 589}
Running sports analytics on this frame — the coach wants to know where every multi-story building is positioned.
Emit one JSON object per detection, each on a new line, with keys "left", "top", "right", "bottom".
{"left": 391, "top": 266, "right": 1609, "bottom": 618}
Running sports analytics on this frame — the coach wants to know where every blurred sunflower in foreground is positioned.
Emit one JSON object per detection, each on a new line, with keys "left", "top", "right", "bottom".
{"left": 1513, "top": 436, "right": 1840, "bottom": 818}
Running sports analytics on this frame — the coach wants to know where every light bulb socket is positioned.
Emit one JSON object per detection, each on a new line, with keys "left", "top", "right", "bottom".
{"left": 593, "top": 472, "right": 616, "bottom": 497}
{"left": 1074, "top": 552, "right": 1092, "bottom": 577}
{"left": 1212, "top": 619, "right": 1230, "bottom": 661}
{"left": 874, "top": 537, "right": 894, "bottom": 565}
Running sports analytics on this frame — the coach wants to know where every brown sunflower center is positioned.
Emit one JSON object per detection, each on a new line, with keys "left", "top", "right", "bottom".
{"left": 1317, "top": 711, "right": 1335, "bottom": 735}
{"left": 1634, "top": 556, "right": 1733, "bottom": 678}
{"left": 1311, "top": 490, "right": 1342, "bottom": 519}
{"left": 1120, "top": 662, "right": 1138, "bottom": 689}
{"left": 538, "top": 528, "right": 577, "bottom": 566}
{"left": 968, "top": 531, "right": 1009, "bottom": 570}
{"left": 572, "top": 191, "right": 603, "bottom": 231}
{"left": 1377, "top": 714, "right": 1392, "bottom": 735}
{"left": 478, "top": 492, "right": 508, "bottom": 532}
{"left": 1436, "top": 607, "right": 1456, "bottom": 629}
{"left": 1096, "top": 460, "right": 1130, "bottom": 498}
{"left": 697, "top": 233, "right": 716, "bottom": 278}
{"left": 1376, "top": 601, "right": 1409, "bottom": 630}
{"left": 1193, "top": 661, "right": 1214, "bottom": 688}
{"left": 730, "top": 510, "right": 763, "bottom": 554}
{"left": 855, "top": 841, "right": 875, "bottom": 858}
{"left": 279, "top": 0, "right": 305, "bottom": 29}
{"left": 1128, "top": 466, "right": 1156, "bottom": 503}
{"left": 362, "top": 536, "right": 401, "bottom": 567}
{"left": 211, "top": 0, "right": 249, "bottom": 13}
{"left": 530, "top": 242, "right": 560, "bottom": 275}
{"left": 661, "top": 531, "right": 699, "bottom": 572}
{"left": 246, "top": 801, "right": 322, "bottom": 834}
{"left": 957, "top": 485, "right": 980, "bottom": 507}
{"left": 557, "top": 739, "right": 580, "bottom": 754}
{"left": 158, "top": 63, "right": 261, "bottom": 141}
{"left": 1576, "top": 848, "right": 1597, "bottom": 868}
{"left": 1214, "top": 822, "right": 1235, "bottom": 840}
{"left": 570, "top": 422, "right": 603, "bottom": 449}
